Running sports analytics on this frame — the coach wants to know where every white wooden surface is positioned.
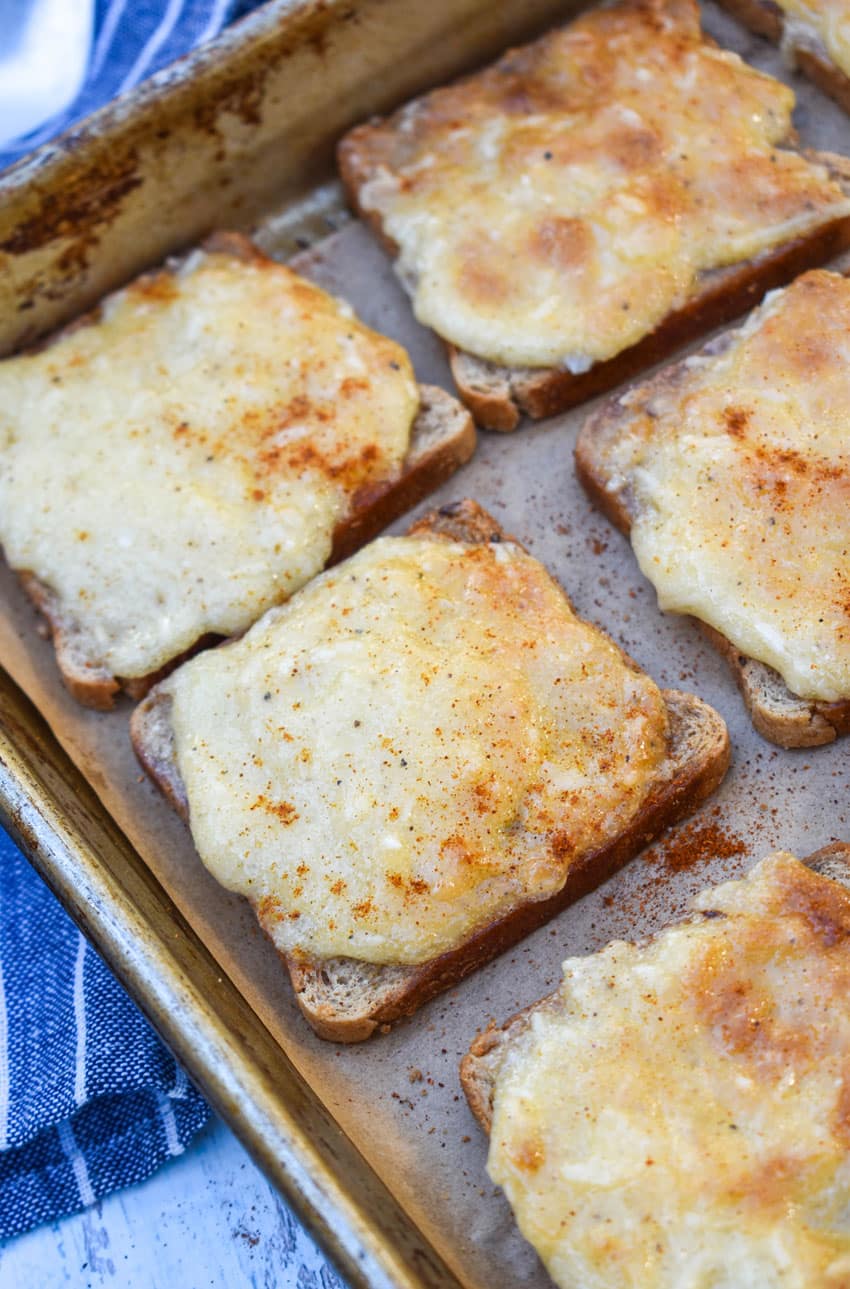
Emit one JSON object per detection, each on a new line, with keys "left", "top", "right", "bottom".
{"left": 0, "top": 1115, "right": 343, "bottom": 1289}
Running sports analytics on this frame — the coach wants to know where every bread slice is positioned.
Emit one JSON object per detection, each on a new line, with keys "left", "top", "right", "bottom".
{"left": 716, "top": 0, "right": 850, "bottom": 117}
{"left": 575, "top": 281, "right": 850, "bottom": 749}
{"left": 460, "top": 842, "right": 850, "bottom": 1288}
{"left": 461, "top": 840, "right": 850, "bottom": 1132}
{"left": 442, "top": 190, "right": 850, "bottom": 431}
{"left": 131, "top": 498, "right": 730, "bottom": 1042}
{"left": 338, "top": 0, "right": 850, "bottom": 432}
{"left": 3, "top": 231, "right": 475, "bottom": 710}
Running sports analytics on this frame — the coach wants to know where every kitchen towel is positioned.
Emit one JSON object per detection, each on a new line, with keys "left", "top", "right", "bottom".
{"left": 0, "top": 833, "right": 209, "bottom": 1238}
{"left": 0, "top": 0, "right": 257, "bottom": 172}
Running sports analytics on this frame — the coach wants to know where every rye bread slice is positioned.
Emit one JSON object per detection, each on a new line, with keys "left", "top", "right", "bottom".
{"left": 131, "top": 498, "right": 730, "bottom": 1043}
{"left": 716, "top": 0, "right": 850, "bottom": 117}
{"left": 10, "top": 231, "right": 475, "bottom": 710}
{"left": 574, "top": 325, "right": 850, "bottom": 749}
{"left": 340, "top": 85, "right": 850, "bottom": 433}
{"left": 461, "top": 840, "right": 850, "bottom": 1132}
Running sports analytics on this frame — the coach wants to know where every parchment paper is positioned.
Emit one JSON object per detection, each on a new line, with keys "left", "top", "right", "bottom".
{"left": 3, "top": 6, "right": 850, "bottom": 1284}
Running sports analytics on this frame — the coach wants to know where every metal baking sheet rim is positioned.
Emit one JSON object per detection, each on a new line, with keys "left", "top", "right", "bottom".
{"left": 0, "top": 0, "right": 589, "bottom": 1282}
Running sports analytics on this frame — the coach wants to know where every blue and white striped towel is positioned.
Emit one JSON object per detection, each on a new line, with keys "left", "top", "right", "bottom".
{"left": 0, "top": 0, "right": 258, "bottom": 173}
{"left": 0, "top": 834, "right": 209, "bottom": 1238}
{"left": 0, "top": 0, "right": 265, "bottom": 1241}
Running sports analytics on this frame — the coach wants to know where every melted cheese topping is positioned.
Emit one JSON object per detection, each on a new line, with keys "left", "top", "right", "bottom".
{"left": 604, "top": 270, "right": 850, "bottom": 703}
{"left": 489, "top": 853, "right": 850, "bottom": 1289}
{"left": 347, "top": 0, "right": 850, "bottom": 371}
{"left": 167, "top": 536, "right": 669, "bottom": 965}
{"left": 775, "top": 0, "right": 850, "bottom": 80}
{"left": 0, "top": 248, "right": 418, "bottom": 678}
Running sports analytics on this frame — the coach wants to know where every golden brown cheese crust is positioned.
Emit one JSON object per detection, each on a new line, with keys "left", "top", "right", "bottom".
{"left": 163, "top": 526, "right": 671, "bottom": 965}
{"left": 577, "top": 271, "right": 850, "bottom": 729}
{"left": 687, "top": 862, "right": 850, "bottom": 1087}
{"left": 340, "top": 0, "right": 850, "bottom": 381}
{"left": 477, "top": 852, "right": 850, "bottom": 1288}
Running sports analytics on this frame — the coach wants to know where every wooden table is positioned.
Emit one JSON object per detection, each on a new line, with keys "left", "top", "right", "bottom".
{"left": 0, "top": 1114, "right": 342, "bottom": 1288}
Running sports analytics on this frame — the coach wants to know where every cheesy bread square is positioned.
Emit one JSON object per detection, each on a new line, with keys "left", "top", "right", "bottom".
{"left": 463, "top": 845, "right": 850, "bottom": 1289}
{"left": 0, "top": 232, "right": 474, "bottom": 707}
{"left": 132, "top": 500, "right": 729, "bottom": 1040}
{"left": 340, "top": 0, "right": 850, "bottom": 429}
{"left": 577, "top": 268, "right": 850, "bottom": 747}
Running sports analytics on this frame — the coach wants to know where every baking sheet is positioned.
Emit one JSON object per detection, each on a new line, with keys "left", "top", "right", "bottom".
{"left": 2, "top": 5, "right": 850, "bottom": 1284}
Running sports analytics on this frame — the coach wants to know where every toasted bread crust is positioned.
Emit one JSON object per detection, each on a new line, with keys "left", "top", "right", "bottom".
{"left": 461, "top": 841, "right": 850, "bottom": 1133}
{"left": 130, "top": 686, "right": 189, "bottom": 821}
{"left": 19, "top": 571, "right": 223, "bottom": 712}
{"left": 340, "top": 103, "right": 850, "bottom": 431}
{"left": 697, "top": 622, "right": 850, "bottom": 748}
{"left": 327, "top": 384, "right": 475, "bottom": 565}
{"left": 18, "top": 572, "right": 121, "bottom": 711}
{"left": 406, "top": 496, "right": 518, "bottom": 546}
{"left": 461, "top": 1004, "right": 538, "bottom": 1134}
{"left": 575, "top": 328, "right": 850, "bottom": 749}
{"left": 131, "top": 499, "right": 729, "bottom": 1042}
{"left": 716, "top": 0, "right": 850, "bottom": 116}
{"left": 13, "top": 243, "right": 475, "bottom": 710}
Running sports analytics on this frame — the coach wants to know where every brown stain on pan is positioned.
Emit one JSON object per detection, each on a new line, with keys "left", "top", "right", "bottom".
{"left": 1, "top": 5, "right": 350, "bottom": 240}
{"left": 190, "top": 66, "right": 267, "bottom": 137}
{"left": 188, "top": 3, "right": 359, "bottom": 141}
{"left": 0, "top": 150, "right": 142, "bottom": 259}
{"left": 2, "top": 145, "right": 145, "bottom": 322}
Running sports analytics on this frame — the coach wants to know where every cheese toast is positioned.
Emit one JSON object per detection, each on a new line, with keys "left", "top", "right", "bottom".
{"left": 338, "top": 0, "right": 850, "bottom": 430}
{"left": 461, "top": 843, "right": 850, "bottom": 1289}
{"left": 717, "top": 0, "right": 850, "bottom": 117}
{"left": 131, "top": 499, "right": 729, "bottom": 1041}
{"left": 576, "top": 269, "right": 850, "bottom": 748}
{"left": 0, "top": 231, "right": 474, "bottom": 709}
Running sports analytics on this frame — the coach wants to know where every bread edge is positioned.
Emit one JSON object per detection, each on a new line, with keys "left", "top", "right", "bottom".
{"left": 460, "top": 839, "right": 850, "bottom": 1133}
{"left": 574, "top": 327, "right": 850, "bottom": 749}
{"left": 131, "top": 498, "right": 730, "bottom": 1042}
{"left": 715, "top": 0, "right": 850, "bottom": 116}
{"left": 12, "top": 236, "right": 475, "bottom": 710}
